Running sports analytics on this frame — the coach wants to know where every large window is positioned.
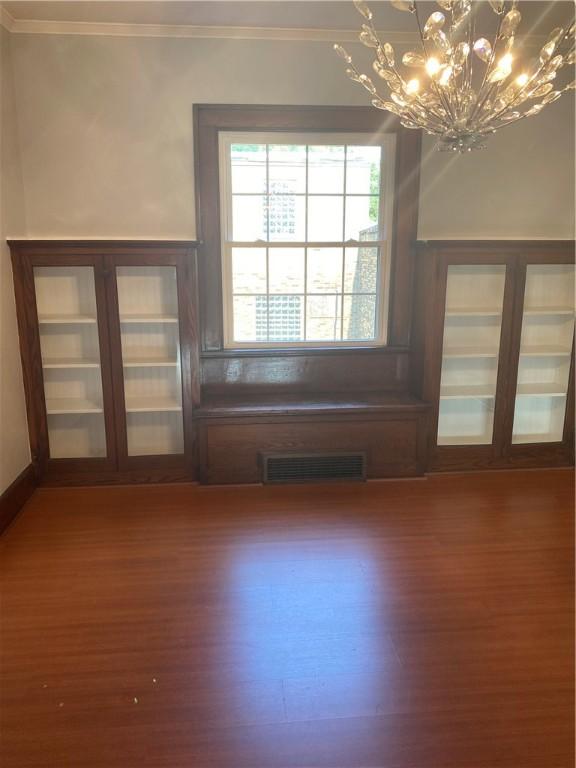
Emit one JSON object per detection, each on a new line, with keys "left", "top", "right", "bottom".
{"left": 219, "top": 132, "right": 396, "bottom": 348}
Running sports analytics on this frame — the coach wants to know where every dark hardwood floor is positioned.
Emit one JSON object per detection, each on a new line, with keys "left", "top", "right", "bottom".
{"left": 1, "top": 469, "right": 574, "bottom": 768}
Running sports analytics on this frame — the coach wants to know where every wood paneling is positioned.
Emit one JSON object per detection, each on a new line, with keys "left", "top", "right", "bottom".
{"left": 1, "top": 469, "right": 573, "bottom": 767}
{"left": 198, "top": 399, "right": 428, "bottom": 484}
{"left": 0, "top": 464, "right": 36, "bottom": 534}
{"left": 201, "top": 347, "right": 409, "bottom": 394}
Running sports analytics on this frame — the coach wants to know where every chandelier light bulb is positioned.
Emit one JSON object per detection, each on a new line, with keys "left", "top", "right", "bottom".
{"left": 334, "top": 0, "right": 576, "bottom": 152}
{"left": 425, "top": 56, "right": 442, "bottom": 76}
{"left": 406, "top": 77, "right": 421, "bottom": 93}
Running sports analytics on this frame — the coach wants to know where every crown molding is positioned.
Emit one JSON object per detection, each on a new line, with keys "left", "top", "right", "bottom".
{"left": 0, "top": 5, "right": 15, "bottom": 32}
{"left": 0, "top": 9, "right": 547, "bottom": 47}
{"left": 0, "top": 15, "right": 422, "bottom": 43}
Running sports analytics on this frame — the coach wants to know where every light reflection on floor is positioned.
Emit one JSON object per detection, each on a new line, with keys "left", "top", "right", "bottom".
{"left": 218, "top": 535, "right": 397, "bottom": 752}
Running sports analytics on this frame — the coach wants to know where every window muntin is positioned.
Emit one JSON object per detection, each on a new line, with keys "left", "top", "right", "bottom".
{"left": 220, "top": 132, "right": 396, "bottom": 348}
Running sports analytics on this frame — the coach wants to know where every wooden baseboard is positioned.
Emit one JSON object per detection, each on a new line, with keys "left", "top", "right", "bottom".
{"left": 0, "top": 464, "right": 37, "bottom": 534}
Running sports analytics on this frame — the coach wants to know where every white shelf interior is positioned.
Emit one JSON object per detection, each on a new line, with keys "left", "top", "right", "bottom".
{"left": 45, "top": 398, "right": 104, "bottom": 415}
{"left": 116, "top": 266, "right": 184, "bottom": 456}
{"left": 120, "top": 314, "right": 179, "bottom": 324}
{"left": 437, "top": 397, "right": 496, "bottom": 446}
{"left": 47, "top": 413, "right": 107, "bottom": 459}
{"left": 524, "top": 306, "right": 574, "bottom": 317}
{"left": 522, "top": 264, "right": 575, "bottom": 315}
{"left": 438, "top": 264, "right": 505, "bottom": 446}
{"left": 34, "top": 266, "right": 107, "bottom": 459}
{"left": 512, "top": 395, "right": 567, "bottom": 443}
{"left": 512, "top": 264, "right": 574, "bottom": 445}
{"left": 516, "top": 383, "right": 568, "bottom": 397}
{"left": 125, "top": 396, "right": 182, "bottom": 413}
{"left": 126, "top": 412, "right": 184, "bottom": 456}
{"left": 445, "top": 307, "right": 503, "bottom": 317}
{"left": 123, "top": 358, "right": 179, "bottom": 368}
{"left": 519, "top": 345, "right": 573, "bottom": 357}
{"left": 38, "top": 314, "right": 98, "bottom": 325}
{"left": 442, "top": 346, "right": 500, "bottom": 359}
{"left": 516, "top": 354, "right": 571, "bottom": 393}
{"left": 444, "top": 264, "right": 507, "bottom": 314}
{"left": 440, "top": 385, "right": 496, "bottom": 399}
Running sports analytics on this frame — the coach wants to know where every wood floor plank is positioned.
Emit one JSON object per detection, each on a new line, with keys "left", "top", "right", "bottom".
{"left": 1, "top": 468, "right": 574, "bottom": 767}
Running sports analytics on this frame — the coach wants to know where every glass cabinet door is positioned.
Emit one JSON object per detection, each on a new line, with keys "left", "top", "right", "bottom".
{"left": 116, "top": 266, "right": 184, "bottom": 456}
{"left": 512, "top": 264, "right": 575, "bottom": 444}
{"left": 34, "top": 266, "right": 107, "bottom": 458}
{"left": 437, "top": 265, "right": 506, "bottom": 446}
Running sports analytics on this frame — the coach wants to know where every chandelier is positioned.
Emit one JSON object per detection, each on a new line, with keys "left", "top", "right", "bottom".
{"left": 334, "top": 1, "right": 575, "bottom": 152}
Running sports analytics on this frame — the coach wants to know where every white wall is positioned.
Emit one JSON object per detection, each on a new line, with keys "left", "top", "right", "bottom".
{"left": 0, "top": 29, "right": 573, "bottom": 490}
{"left": 419, "top": 95, "right": 575, "bottom": 240}
{"left": 0, "top": 26, "right": 30, "bottom": 493}
{"left": 8, "top": 32, "right": 575, "bottom": 241}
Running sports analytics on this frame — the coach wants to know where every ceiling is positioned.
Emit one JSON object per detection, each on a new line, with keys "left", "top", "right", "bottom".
{"left": 2, "top": 1, "right": 573, "bottom": 34}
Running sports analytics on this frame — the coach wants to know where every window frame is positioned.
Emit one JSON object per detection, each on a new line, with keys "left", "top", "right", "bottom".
{"left": 219, "top": 131, "right": 396, "bottom": 349}
{"left": 193, "top": 105, "right": 422, "bottom": 354}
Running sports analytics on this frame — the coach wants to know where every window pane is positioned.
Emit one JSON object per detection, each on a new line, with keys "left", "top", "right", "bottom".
{"left": 223, "top": 133, "right": 393, "bottom": 348}
{"left": 344, "top": 246, "right": 379, "bottom": 293}
{"left": 306, "top": 295, "right": 342, "bottom": 342}
{"left": 268, "top": 145, "right": 306, "bottom": 194}
{"left": 345, "top": 196, "right": 379, "bottom": 241}
{"left": 232, "top": 296, "right": 259, "bottom": 342}
{"left": 231, "top": 248, "right": 267, "bottom": 294}
{"left": 269, "top": 248, "right": 305, "bottom": 294}
{"left": 232, "top": 195, "right": 267, "bottom": 240}
{"left": 231, "top": 144, "right": 266, "bottom": 193}
{"left": 308, "top": 146, "right": 345, "bottom": 193}
{"left": 267, "top": 295, "right": 304, "bottom": 342}
{"left": 346, "top": 146, "right": 381, "bottom": 195}
{"left": 268, "top": 195, "right": 306, "bottom": 241}
{"left": 343, "top": 295, "right": 377, "bottom": 340}
{"left": 307, "top": 248, "right": 343, "bottom": 293}
{"left": 307, "top": 196, "right": 344, "bottom": 241}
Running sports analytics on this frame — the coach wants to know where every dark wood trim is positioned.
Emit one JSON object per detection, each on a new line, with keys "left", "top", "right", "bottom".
{"left": 200, "top": 345, "right": 409, "bottom": 359}
{"left": 193, "top": 104, "right": 421, "bottom": 352}
{"left": 0, "top": 464, "right": 37, "bottom": 534}
{"left": 39, "top": 468, "right": 194, "bottom": 487}
{"left": 15, "top": 250, "right": 119, "bottom": 474}
{"left": 103, "top": 250, "right": 200, "bottom": 476}
{"left": 8, "top": 240, "right": 199, "bottom": 250}
{"left": 491, "top": 259, "right": 519, "bottom": 457}
{"left": 417, "top": 240, "right": 575, "bottom": 253}
{"left": 501, "top": 259, "right": 528, "bottom": 450}
{"left": 389, "top": 129, "right": 421, "bottom": 346}
{"left": 195, "top": 391, "right": 430, "bottom": 419}
{"left": 10, "top": 251, "right": 48, "bottom": 470}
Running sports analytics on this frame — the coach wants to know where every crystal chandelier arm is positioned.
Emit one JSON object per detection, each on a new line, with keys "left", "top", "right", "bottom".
{"left": 412, "top": 2, "right": 457, "bottom": 122}
{"left": 469, "top": 9, "right": 506, "bottom": 122}
{"left": 481, "top": 25, "right": 575, "bottom": 127}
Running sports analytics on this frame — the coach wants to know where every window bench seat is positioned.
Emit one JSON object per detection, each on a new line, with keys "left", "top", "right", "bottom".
{"left": 195, "top": 391, "right": 431, "bottom": 484}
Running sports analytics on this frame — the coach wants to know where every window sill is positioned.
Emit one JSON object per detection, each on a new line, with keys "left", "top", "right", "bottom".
{"left": 200, "top": 345, "right": 408, "bottom": 359}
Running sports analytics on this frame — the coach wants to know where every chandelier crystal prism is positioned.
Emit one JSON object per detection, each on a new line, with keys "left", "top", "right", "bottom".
{"left": 334, "top": 1, "right": 575, "bottom": 152}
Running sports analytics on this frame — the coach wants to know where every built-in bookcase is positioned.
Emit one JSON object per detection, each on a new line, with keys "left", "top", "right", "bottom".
{"left": 414, "top": 241, "right": 574, "bottom": 472}
{"left": 34, "top": 266, "right": 107, "bottom": 459}
{"left": 512, "top": 264, "right": 575, "bottom": 444}
{"left": 11, "top": 243, "right": 199, "bottom": 482}
{"left": 116, "top": 267, "right": 184, "bottom": 456}
{"left": 438, "top": 265, "right": 506, "bottom": 446}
